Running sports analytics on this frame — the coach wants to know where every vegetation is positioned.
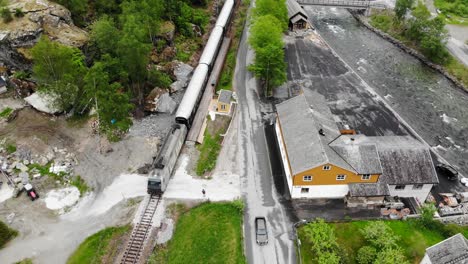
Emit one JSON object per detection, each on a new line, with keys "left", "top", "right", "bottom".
{"left": 14, "top": 259, "right": 33, "bottom": 264}
{"left": 70, "top": 175, "right": 90, "bottom": 196}
{"left": 249, "top": 0, "right": 288, "bottom": 96}
{"left": 196, "top": 130, "right": 222, "bottom": 176}
{"left": 156, "top": 202, "right": 246, "bottom": 264}
{"left": 0, "top": 107, "right": 13, "bottom": 118}
{"left": 1, "top": 7, "right": 12, "bottom": 23}
{"left": 299, "top": 219, "right": 468, "bottom": 264}
{"left": 6, "top": 143, "right": 16, "bottom": 154}
{"left": 67, "top": 225, "right": 130, "bottom": 264}
{"left": 0, "top": 220, "right": 18, "bottom": 248}
{"left": 370, "top": 2, "right": 468, "bottom": 88}
{"left": 301, "top": 219, "right": 341, "bottom": 263}
{"left": 218, "top": 0, "right": 250, "bottom": 91}
{"left": 434, "top": 0, "right": 468, "bottom": 25}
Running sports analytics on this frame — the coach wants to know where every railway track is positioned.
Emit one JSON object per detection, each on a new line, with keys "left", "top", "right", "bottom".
{"left": 120, "top": 194, "right": 161, "bottom": 264}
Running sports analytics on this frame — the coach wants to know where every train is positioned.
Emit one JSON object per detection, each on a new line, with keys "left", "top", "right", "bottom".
{"left": 147, "top": 0, "right": 235, "bottom": 195}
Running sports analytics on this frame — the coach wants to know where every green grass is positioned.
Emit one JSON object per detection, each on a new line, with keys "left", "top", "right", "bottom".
{"left": 5, "top": 143, "right": 16, "bottom": 154}
{"left": 0, "top": 107, "right": 13, "bottom": 118}
{"left": 0, "top": 220, "right": 18, "bottom": 249}
{"left": 14, "top": 259, "right": 33, "bottom": 264}
{"left": 175, "top": 36, "right": 201, "bottom": 62}
{"left": 163, "top": 202, "right": 246, "bottom": 264}
{"left": 70, "top": 175, "right": 90, "bottom": 196}
{"left": 67, "top": 225, "right": 130, "bottom": 264}
{"left": 298, "top": 220, "right": 468, "bottom": 264}
{"left": 434, "top": 0, "right": 468, "bottom": 25}
{"left": 196, "top": 130, "right": 222, "bottom": 176}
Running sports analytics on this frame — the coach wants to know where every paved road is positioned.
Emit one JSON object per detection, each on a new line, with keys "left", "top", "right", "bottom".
{"left": 234, "top": 4, "right": 297, "bottom": 264}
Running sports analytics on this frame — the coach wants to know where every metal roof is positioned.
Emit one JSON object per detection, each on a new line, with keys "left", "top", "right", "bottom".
{"left": 291, "top": 15, "right": 307, "bottom": 24}
{"left": 175, "top": 64, "right": 208, "bottom": 120}
{"left": 287, "top": 0, "right": 308, "bottom": 20}
{"left": 215, "top": 0, "right": 234, "bottom": 28}
{"left": 333, "top": 135, "right": 439, "bottom": 185}
{"left": 199, "top": 26, "right": 224, "bottom": 66}
{"left": 329, "top": 143, "right": 382, "bottom": 174}
{"left": 218, "top": 89, "right": 232, "bottom": 104}
{"left": 425, "top": 234, "right": 468, "bottom": 264}
{"left": 348, "top": 183, "right": 389, "bottom": 197}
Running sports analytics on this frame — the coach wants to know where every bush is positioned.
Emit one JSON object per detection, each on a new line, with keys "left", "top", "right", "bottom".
{"left": 357, "top": 246, "right": 377, "bottom": 264}
{"left": 6, "top": 143, "right": 16, "bottom": 154}
{"left": 1, "top": 8, "right": 13, "bottom": 23}
{"left": 0, "top": 220, "right": 18, "bottom": 248}
{"left": 14, "top": 8, "right": 24, "bottom": 17}
{"left": 302, "top": 219, "right": 341, "bottom": 262}
{"left": 419, "top": 203, "right": 437, "bottom": 227}
{"left": 361, "top": 221, "right": 399, "bottom": 249}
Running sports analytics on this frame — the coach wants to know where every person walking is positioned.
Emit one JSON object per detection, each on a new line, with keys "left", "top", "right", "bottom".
{"left": 202, "top": 188, "right": 206, "bottom": 198}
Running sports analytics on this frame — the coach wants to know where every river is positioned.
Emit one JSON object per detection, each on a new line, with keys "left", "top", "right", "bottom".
{"left": 307, "top": 7, "right": 468, "bottom": 176}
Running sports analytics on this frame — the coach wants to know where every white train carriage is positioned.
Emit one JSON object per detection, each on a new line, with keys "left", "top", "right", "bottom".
{"left": 199, "top": 26, "right": 224, "bottom": 68}
{"left": 216, "top": 0, "right": 235, "bottom": 28}
{"left": 175, "top": 64, "right": 209, "bottom": 126}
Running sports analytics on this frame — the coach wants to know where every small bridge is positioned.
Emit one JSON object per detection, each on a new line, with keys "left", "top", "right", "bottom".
{"left": 297, "top": 0, "right": 386, "bottom": 9}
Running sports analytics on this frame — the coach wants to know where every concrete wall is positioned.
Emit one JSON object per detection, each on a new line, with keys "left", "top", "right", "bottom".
{"left": 275, "top": 119, "right": 293, "bottom": 194}
{"left": 291, "top": 184, "right": 349, "bottom": 198}
{"left": 388, "top": 184, "right": 432, "bottom": 204}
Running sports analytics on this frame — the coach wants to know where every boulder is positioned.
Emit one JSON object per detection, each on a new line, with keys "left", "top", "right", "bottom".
{"left": 145, "top": 87, "right": 166, "bottom": 112}
{"left": 156, "top": 93, "right": 177, "bottom": 114}
{"left": 24, "top": 92, "right": 61, "bottom": 114}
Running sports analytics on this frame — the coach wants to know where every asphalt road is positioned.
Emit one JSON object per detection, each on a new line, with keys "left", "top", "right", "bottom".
{"left": 234, "top": 4, "right": 297, "bottom": 263}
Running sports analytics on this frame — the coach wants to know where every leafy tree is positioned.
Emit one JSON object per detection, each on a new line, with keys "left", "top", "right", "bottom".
{"left": 248, "top": 15, "right": 286, "bottom": 96}
{"left": 361, "top": 221, "right": 399, "bottom": 249}
{"left": 148, "top": 68, "right": 173, "bottom": 88}
{"left": 302, "top": 219, "right": 341, "bottom": 263}
{"left": 419, "top": 203, "right": 437, "bottom": 227}
{"left": 357, "top": 246, "right": 377, "bottom": 264}
{"left": 90, "top": 16, "right": 120, "bottom": 56}
{"left": 31, "top": 37, "right": 87, "bottom": 111}
{"left": 254, "top": 0, "right": 288, "bottom": 30}
{"left": 120, "top": 0, "right": 164, "bottom": 43}
{"left": 374, "top": 247, "right": 410, "bottom": 264}
{"left": 94, "top": 0, "right": 122, "bottom": 17}
{"left": 394, "top": 0, "right": 414, "bottom": 20}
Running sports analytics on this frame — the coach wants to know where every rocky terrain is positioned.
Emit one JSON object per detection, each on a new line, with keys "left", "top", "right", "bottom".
{"left": 0, "top": 0, "right": 88, "bottom": 70}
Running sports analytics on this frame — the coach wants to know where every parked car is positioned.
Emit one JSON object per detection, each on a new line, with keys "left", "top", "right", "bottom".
{"left": 255, "top": 217, "right": 268, "bottom": 245}
{"left": 24, "top": 184, "right": 39, "bottom": 201}
{"left": 436, "top": 163, "right": 459, "bottom": 181}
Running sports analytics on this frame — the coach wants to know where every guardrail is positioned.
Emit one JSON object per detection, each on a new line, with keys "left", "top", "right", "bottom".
{"left": 298, "top": 0, "right": 387, "bottom": 9}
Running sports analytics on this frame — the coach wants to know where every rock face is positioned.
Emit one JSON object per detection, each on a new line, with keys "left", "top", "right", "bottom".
{"left": 0, "top": 0, "right": 89, "bottom": 70}
{"left": 170, "top": 62, "right": 193, "bottom": 92}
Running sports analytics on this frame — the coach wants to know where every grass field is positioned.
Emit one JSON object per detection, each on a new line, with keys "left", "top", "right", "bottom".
{"left": 67, "top": 225, "right": 130, "bottom": 264}
{"left": 0, "top": 220, "right": 18, "bottom": 249}
{"left": 298, "top": 220, "right": 468, "bottom": 264}
{"left": 161, "top": 202, "right": 246, "bottom": 264}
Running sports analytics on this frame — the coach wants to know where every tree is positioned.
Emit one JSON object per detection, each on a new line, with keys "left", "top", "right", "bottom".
{"left": 357, "top": 246, "right": 377, "bottom": 264}
{"left": 394, "top": 0, "right": 414, "bottom": 20}
{"left": 302, "top": 219, "right": 341, "bottom": 263}
{"left": 31, "top": 37, "right": 87, "bottom": 111}
{"left": 248, "top": 15, "right": 287, "bottom": 96}
{"left": 254, "top": 0, "right": 289, "bottom": 31}
{"left": 361, "top": 221, "right": 399, "bottom": 249}
{"left": 318, "top": 252, "right": 340, "bottom": 264}
{"left": 90, "top": 16, "right": 120, "bottom": 56}
{"left": 374, "top": 247, "right": 409, "bottom": 264}
{"left": 54, "top": 0, "right": 88, "bottom": 26}
{"left": 419, "top": 203, "right": 437, "bottom": 226}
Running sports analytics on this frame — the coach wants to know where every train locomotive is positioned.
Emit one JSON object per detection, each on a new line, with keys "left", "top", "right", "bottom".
{"left": 147, "top": 0, "right": 235, "bottom": 195}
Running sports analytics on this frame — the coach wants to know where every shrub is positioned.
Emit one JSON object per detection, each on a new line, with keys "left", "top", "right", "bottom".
{"left": 0, "top": 220, "right": 18, "bottom": 248}
{"left": 14, "top": 8, "right": 24, "bottom": 17}
{"left": 357, "top": 246, "right": 377, "bottom": 264}
{"left": 6, "top": 143, "right": 16, "bottom": 154}
{"left": 361, "top": 221, "right": 399, "bottom": 249}
{"left": 1, "top": 8, "right": 13, "bottom": 23}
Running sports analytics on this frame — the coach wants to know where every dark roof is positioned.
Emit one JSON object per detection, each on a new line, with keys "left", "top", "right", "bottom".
{"left": 291, "top": 15, "right": 308, "bottom": 24}
{"left": 332, "top": 135, "right": 439, "bottom": 185}
{"left": 218, "top": 89, "right": 232, "bottom": 104}
{"left": 426, "top": 233, "right": 468, "bottom": 264}
{"left": 349, "top": 183, "right": 389, "bottom": 197}
{"left": 287, "top": 0, "right": 308, "bottom": 20}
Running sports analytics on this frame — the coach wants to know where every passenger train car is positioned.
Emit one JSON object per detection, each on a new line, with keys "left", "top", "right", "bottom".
{"left": 148, "top": 0, "right": 235, "bottom": 195}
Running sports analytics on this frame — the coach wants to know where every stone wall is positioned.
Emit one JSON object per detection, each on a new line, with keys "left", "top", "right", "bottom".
{"left": 349, "top": 11, "right": 467, "bottom": 93}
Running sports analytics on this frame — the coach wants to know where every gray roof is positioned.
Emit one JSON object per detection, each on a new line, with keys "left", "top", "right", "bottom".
{"left": 426, "top": 233, "right": 468, "bottom": 264}
{"left": 332, "top": 135, "right": 439, "bottom": 185}
{"left": 218, "top": 89, "right": 232, "bottom": 104}
{"left": 276, "top": 93, "right": 355, "bottom": 175}
{"left": 291, "top": 15, "right": 307, "bottom": 24}
{"left": 287, "top": 0, "right": 308, "bottom": 20}
{"left": 329, "top": 141, "right": 382, "bottom": 174}
{"left": 349, "top": 183, "right": 389, "bottom": 197}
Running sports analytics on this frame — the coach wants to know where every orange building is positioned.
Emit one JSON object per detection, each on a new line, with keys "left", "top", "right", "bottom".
{"left": 275, "top": 93, "right": 438, "bottom": 201}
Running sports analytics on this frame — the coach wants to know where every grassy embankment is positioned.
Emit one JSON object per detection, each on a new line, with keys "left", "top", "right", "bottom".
{"left": 298, "top": 220, "right": 468, "bottom": 264}
{"left": 218, "top": 0, "right": 250, "bottom": 91}
{"left": 370, "top": 11, "right": 468, "bottom": 88}
{"left": 149, "top": 202, "right": 246, "bottom": 264}
{"left": 67, "top": 225, "right": 130, "bottom": 264}
{"left": 0, "top": 220, "right": 18, "bottom": 248}
{"left": 434, "top": 0, "right": 468, "bottom": 25}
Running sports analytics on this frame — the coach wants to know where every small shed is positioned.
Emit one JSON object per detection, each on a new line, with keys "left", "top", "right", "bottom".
{"left": 287, "top": 0, "right": 309, "bottom": 31}
{"left": 346, "top": 183, "right": 389, "bottom": 208}
{"left": 217, "top": 89, "right": 232, "bottom": 114}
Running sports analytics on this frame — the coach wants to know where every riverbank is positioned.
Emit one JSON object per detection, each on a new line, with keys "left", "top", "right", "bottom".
{"left": 350, "top": 11, "right": 468, "bottom": 92}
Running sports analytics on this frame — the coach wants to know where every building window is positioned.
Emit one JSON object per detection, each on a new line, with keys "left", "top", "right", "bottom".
{"left": 413, "top": 184, "right": 424, "bottom": 190}
{"left": 221, "top": 104, "right": 226, "bottom": 110}
{"left": 361, "top": 174, "right": 371, "bottom": 180}
{"left": 301, "top": 188, "right": 309, "bottom": 193}
{"left": 395, "top": 185, "right": 406, "bottom": 190}
{"left": 303, "top": 175, "right": 312, "bottom": 181}
{"left": 336, "top": 175, "right": 346, "bottom": 181}
{"left": 323, "top": 165, "right": 331, "bottom": 170}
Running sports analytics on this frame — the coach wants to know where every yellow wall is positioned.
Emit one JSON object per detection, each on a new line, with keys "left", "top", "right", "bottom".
{"left": 293, "top": 163, "right": 380, "bottom": 186}
{"left": 217, "top": 102, "right": 230, "bottom": 113}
